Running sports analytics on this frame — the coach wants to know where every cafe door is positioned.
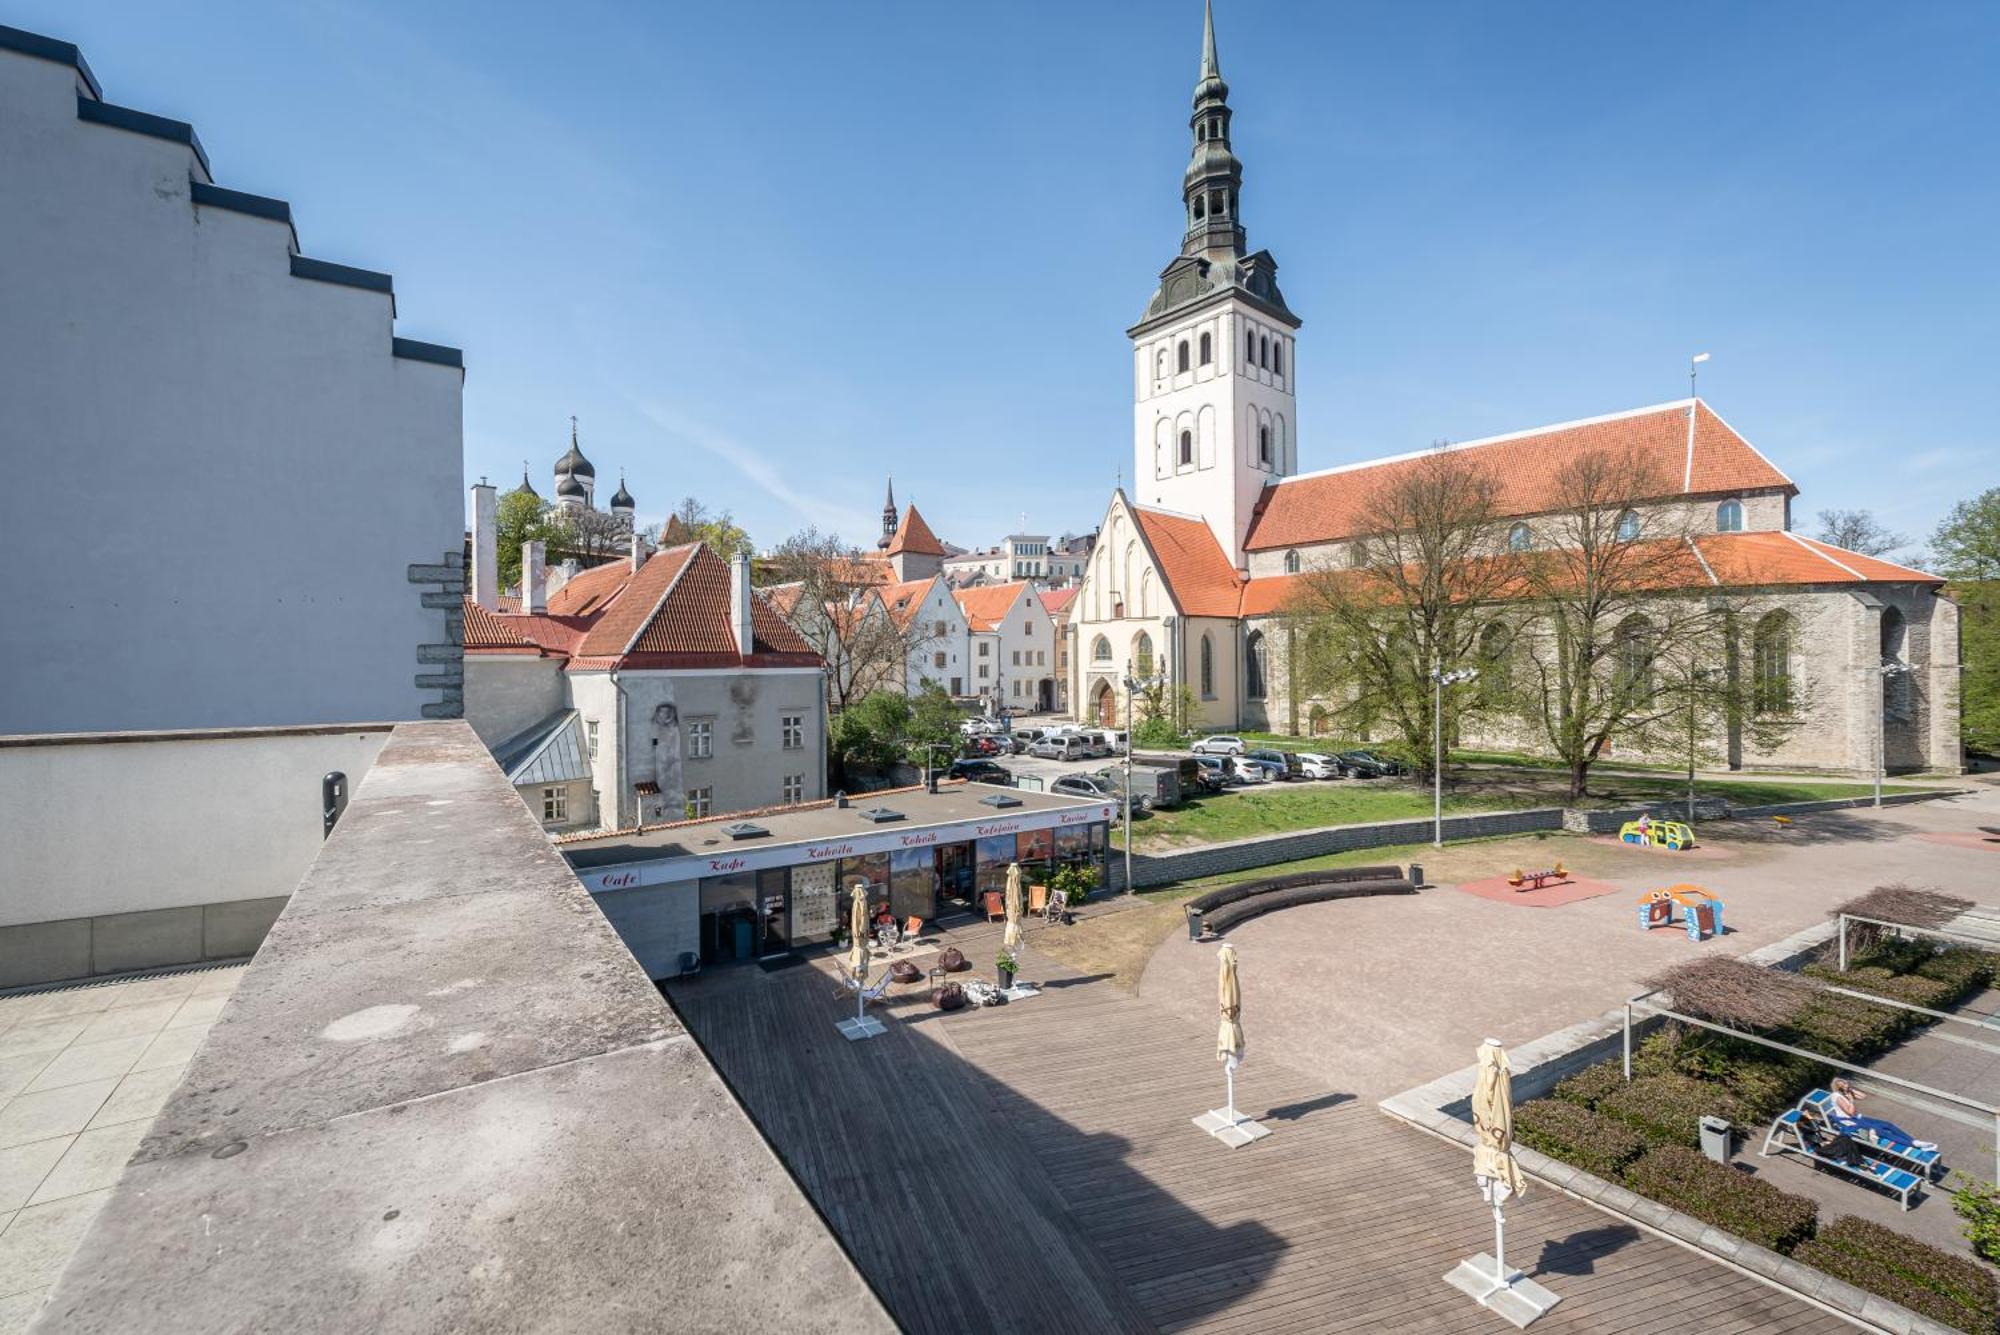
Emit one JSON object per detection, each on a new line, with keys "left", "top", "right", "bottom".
{"left": 756, "top": 868, "right": 791, "bottom": 957}
{"left": 935, "top": 842, "right": 975, "bottom": 907}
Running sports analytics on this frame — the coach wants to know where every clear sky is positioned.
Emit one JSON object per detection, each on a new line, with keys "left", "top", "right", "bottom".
{"left": 27, "top": 1, "right": 1997, "bottom": 558}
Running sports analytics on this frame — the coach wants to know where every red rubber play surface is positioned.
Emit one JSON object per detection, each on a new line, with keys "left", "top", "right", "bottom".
{"left": 1913, "top": 830, "right": 2000, "bottom": 853}
{"left": 1450, "top": 874, "right": 1623, "bottom": 908}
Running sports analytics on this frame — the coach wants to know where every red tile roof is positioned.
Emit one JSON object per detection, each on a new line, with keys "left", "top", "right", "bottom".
{"left": 952, "top": 581, "right": 1027, "bottom": 632}
{"left": 1039, "top": 587, "right": 1078, "bottom": 620}
{"left": 885, "top": 505, "right": 947, "bottom": 557}
{"left": 878, "top": 577, "right": 938, "bottom": 630}
{"left": 548, "top": 557, "right": 643, "bottom": 616}
{"left": 461, "top": 599, "right": 539, "bottom": 653}
{"left": 1244, "top": 400, "right": 1794, "bottom": 552}
{"left": 1132, "top": 507, "right": 1244, "bottom": 618}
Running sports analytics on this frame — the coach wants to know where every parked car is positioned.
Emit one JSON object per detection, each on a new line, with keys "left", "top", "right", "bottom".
{"left": 1336, "top": 750, "right": 1399, "bottom": 778}
{"left": 1053, "top": 772, "right": 1151, "bottom": 813}
{"left": 961, "top": 735, "right": 1006, "bottom": 759}
{"left": 1245, "top": 748, "right": 1305, "bottom": 781}
{"left": 1190, "top": 755, "right": 1237, "bottom": 790}
{"left": 946, "top": 759, "right": 1013, "bottom": 785}
{"left": 1190, "top": 734, "right": 1246, "bottom": 756}
{"left": 1029, "top": 734, "right": 1093, "bottom": 762}
{"left": 1228, "top": 754, "right": 1274, "bottom": 783}
{"left": 1356, "top": 750, "right": 1409, "bottom": 776}
{"left": 1101, "top": 729, "right": 1129, "bottom": 756}
{"left": 959, "top": 715, "right": 1000, "bottom": 737}
{"left": 1070, "top": 729, "right": 1112, "bottom": 759}
{"left": 1295, "top": 752, "right": 1343, "bottom": 780}
{"left": 1108, "top": 760, "right": 1183, "bottom": 809}
{"left": 1136, "top": 755, "right": 1204, "bottom": 802}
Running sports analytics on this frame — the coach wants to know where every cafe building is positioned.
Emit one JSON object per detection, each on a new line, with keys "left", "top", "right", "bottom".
{"left": 559, "top": 783, "right": 1117, "bottom": 979}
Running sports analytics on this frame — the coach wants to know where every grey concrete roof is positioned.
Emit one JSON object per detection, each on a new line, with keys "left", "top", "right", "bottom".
{"left": 560, "top": 780, "right": 1108, "bottom": 870}
{"left": 33, "top": 722, "right": 892, "bottom": 1334}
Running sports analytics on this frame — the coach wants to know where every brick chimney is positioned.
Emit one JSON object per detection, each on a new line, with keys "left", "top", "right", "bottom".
{"left": 524, "top": 540, "right": 547, "bottom": 614}
{"left": 470, "top": 481, "right": 498, "bottom": 611}
{"left": 731, "top": 553, "right": 754, "bottom": 658}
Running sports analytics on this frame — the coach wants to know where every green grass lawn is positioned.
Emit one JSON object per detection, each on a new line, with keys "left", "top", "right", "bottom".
{"left": 1113, "top": 772, "right": 1931, "bottom": 850}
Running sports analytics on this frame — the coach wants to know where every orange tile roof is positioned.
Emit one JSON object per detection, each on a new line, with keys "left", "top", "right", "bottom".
{"left": 1693, "top": 532, "right": 1942, "bottom": 587}
{"left": 885, "top": 505, "right": 947, "bottom": 557}
{"left": 878, "top": 576, "right": 938, "bottom": 630}
{"left": 1039, "top": 587, "right": 1078, "bottom": 620}
{"left": 952, "top": 581, "right": 1027, "bottom": 632}
{"left": 461, "top": 599, "right": 538, "bottom": 652}
{"left": 1132, "top": 506, "right": 1244, "bottom": 618}
{"left": 1244, "top": 400, "right": 1794, "bottom": 552}
{"left": 572, "top": 545, "right": 699, "bottom": 659}
{"left": 548, "top": 557, "right": 642, "bottom": 616}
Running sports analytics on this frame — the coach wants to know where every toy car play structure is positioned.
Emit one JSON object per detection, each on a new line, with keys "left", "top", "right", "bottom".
{"left": 1620, "top": 818, "right": 1695, "bottom": 851}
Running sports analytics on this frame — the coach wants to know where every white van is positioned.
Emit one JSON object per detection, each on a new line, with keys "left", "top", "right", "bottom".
{"left": 1029, "top": 734, "right": 1091, "bottom": 762}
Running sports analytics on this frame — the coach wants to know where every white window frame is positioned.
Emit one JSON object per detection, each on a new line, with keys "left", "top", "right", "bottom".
{"left": 781, "top": 713, "right": 805, "bottom": 750}
{"left": 687, "top": 719, "right": 714, "bottom": 760}
{"left": 686, "top": 787, "right": 713, "bottom": 818}
{"left": 585, "top": 719, "right": 599, "bottom": 758}
{"left": 541, "top": 785, "right": 567, "bottom": 823}
{"left": 782, "top": 773, "right": 804, "bottom": 803}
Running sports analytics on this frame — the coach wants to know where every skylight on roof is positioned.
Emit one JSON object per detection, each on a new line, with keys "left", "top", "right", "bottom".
{"left": 721, "top": 821, "right": 769, "bottom": 841}
{"left": 858, "top": 807, "right": 905, "bottom": 824}
{"left": 978, "top": 794, "right": 1023, "bottom": 809}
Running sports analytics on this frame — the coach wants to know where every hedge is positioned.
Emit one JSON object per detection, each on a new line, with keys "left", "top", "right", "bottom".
{"left": 1596, "top": 1073, "right": 1744, "bottom": 1149}
{"left": 1782, "top": 992, "right": 1914, "bottom": 1064}
{"left": 1514, "top": 1099, "right": 1648, "bottom": 1179}
{"left": 1914, "top": 947, "right": 1997, "bottom": 997}
{"left": 1551, "top": 1060, "right": 1625, "bottom": 1110}
{"left": 1624, "top": 1146, "right": 1818, "bottom": 1254}
{"left": 1626, "top": 1028, "right": 1825, "bottom": 1123}
{"left": 1795, "top": 1215, "right": 2000, "bottom": 1335}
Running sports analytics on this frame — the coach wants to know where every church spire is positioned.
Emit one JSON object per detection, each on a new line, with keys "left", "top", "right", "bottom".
{"left": 879, "top": 476, "right": 898, "bottom": 549}
{"left": 1182, "top": 0, "right": 1244, "bottom": 262}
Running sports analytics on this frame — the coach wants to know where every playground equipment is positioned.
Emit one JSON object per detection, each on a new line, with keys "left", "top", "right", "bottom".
{"left": 1507, "top": 862, "right": 1569, "bottom": 891}
{"left": 1638, "top": 885, "right": 1724, "bottom": 941}
{"left": 1620, "top": 818, "right": 1695, "bottom": 851}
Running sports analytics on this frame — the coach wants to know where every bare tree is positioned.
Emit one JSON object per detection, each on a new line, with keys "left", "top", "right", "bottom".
{"left": 1286, "top": 445, "right": 1512, "bottom": 782}
{"left": 1814, "top": 508, "right": 1908, "bottom": 559}
{"left": 765, "top": 527, "right": 941, "bottom": 714}
{"left": 549, "top": 507, "right": 632, "bottom": 564}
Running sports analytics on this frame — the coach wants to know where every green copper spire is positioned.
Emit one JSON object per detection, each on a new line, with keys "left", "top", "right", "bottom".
{"left": 1183, "top": 0, "right": 1243, "bottom": 260}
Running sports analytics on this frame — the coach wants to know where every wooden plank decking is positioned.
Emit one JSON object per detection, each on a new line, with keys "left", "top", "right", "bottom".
{"left": 665, "top": 916, "right": 1848, "bottom": 1334}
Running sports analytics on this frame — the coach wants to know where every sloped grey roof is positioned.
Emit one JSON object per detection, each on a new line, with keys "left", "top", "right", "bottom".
{"left": 493, "top": 710, "right": 591, "bottom": 787}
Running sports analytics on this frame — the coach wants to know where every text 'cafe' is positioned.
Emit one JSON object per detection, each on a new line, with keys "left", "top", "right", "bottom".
{"left": 558, "top": 783, "right": 1117, "bottom": 978}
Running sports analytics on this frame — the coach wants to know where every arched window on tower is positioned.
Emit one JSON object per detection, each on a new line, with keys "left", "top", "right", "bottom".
{"left": 1259, "top": 425, "right": 1272, "bottom": 467}
{"left": 1210, "top": 190, "right": 1224, "bottom": 217}
{"left": 1177, "top": 340, "right": 1190, "bottom": 374}
{"left": 1179, "top": 429, "right": 1193, "bottom": 467}
{"left": 1155, "top": 348, "right": 1168, "bottom": 381}
{"left": 1508, "top": 522, "right": 1533, "bottom": 553}
{"left": 1198, "top": 332, "right": 1212, "bottom": 366}
{"left": 1245, "top": 631, "right": 1267, "bottom": 700}
{"left": 1259, "top": 336, "right": 1270, "bottom": 370}
{"left": 1615, "top": 509, "right": 1642, "bottom": 541}
{"left": 1246, "top": 329, "right": 1256, "bottom": 364}
{"left": 1193, "top": 195, "right": 1205, "bottom": 220}
{"left": 1272, "top": 341, "right": 1282, "bottom": 378}
{"left": 1283, "top": 550, "right": 1301, "bottom": 574}
{"left": 1715, "top": 499, "right": 1744, "bottom": 532}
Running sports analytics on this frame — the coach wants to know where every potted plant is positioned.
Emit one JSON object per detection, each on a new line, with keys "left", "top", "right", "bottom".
{"left": 1052, "top": 863, "right": 1097, "bottom": 908}
{"left": 996, "top": 948, "right": 1018, "bottom": 990}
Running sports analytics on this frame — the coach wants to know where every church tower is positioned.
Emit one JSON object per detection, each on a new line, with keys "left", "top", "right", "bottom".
{"left": 1129, "top": 0, "right": 1300, "bottom": 567}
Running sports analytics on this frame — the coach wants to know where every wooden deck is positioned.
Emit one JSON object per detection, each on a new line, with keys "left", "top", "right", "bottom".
{"left": 666, "top": 914, "right": 1849, "bottom": 1334}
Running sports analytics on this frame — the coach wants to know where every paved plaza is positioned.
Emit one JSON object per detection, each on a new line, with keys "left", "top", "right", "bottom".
{"left": 0, "top": 966, "right": 244, "bottom": 1333}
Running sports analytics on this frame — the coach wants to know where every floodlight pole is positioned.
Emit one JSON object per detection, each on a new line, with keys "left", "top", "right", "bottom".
{"left": 1433, "top": 665, "right": 1444, "bottom": 848}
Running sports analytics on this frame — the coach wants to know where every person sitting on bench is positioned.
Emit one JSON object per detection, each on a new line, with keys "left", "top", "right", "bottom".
{"left": 1830, "top": 1078, "right": 1936, "bottom": 1151}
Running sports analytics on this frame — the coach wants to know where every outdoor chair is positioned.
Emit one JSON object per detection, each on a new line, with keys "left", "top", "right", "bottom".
{"left": 1758, "top": 1097, "right": 1928, "bottom": 1210}
{"left": 831, "top": 963, "right": 898, "bottom": 1008}
{"left": 1044, "top": 888, "right": 1069, "bottom": 924}
{"left": 983, "top": 891, "right": 1006, "bottom": 922}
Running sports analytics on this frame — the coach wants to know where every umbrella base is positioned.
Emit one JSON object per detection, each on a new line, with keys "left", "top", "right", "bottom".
{"left": 1193, "top": 1108, "right": 1270, "bottom": 1148}
{"left": 999, "top": 983, "right": 1041, "bottom": 1002}
{"left": 1445, "top": 1256, "right": 1560, "bottom": 1328}
{"left": 835, "top": 1015, "right": 886, "bottom": 1041}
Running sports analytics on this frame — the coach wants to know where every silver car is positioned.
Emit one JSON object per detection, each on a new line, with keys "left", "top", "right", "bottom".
{"left": 1191, "top": 734, "right": 1245, "bottom": 756}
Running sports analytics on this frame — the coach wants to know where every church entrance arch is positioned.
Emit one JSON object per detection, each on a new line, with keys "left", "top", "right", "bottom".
{"left": 1093, "top": 681, "right": 1116, "bottom": 729}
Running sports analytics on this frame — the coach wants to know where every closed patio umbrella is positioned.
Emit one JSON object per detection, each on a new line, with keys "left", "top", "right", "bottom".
{"left": 835, "top": 881, "right": 885, "bottom": 1041}
{"left": 1003, "top": 862, "right": 1024, "bottom": 954}
{"left": 1194, "top": 942, "right": 1266, "bottom": 1146}
{"left": 1446, "top": 1038, "right": 1558, "bottom": 1322}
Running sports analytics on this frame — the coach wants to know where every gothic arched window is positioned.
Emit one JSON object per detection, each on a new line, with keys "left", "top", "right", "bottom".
{"left": 1753, "top": 611, "right": 1794, "bottom": 714}
{"left": 1179, "top": 430, "right": 1193, "bottom": 467}
{"left": 1246, "top": 329, "right": 1256, "bottom": 364}
{"left": 1259, "top": 336, "right": 1270, "bottom": 370}
{"left": 1090, "top": 635, "right": 1112, "bottom": 663}
{"left": 1177, "top": 340, "right": 1190, "bottom": 374}
{"left": 1271, "top": 342, "right": 1283, "bottom": 378}
{"left": 1715, "top": 499, "right": 1744, "bottom": 532}
{"left": 1616, "top": 509, "right": 1641, "bottom": 541}
{"left": 1198, "top": 332, "right": 1212, "bottom": 366}
{"left": 1614, "top": 615, "right": 1656, "bottom": 700}
{"left": 1283, "top": 550, "right": 1301, "bottom": 574}
{"left": 1132, "top": 631, "right": 1155, "bottom": 678}
{"left": 1245, "top": 631, "right": 1267, "bottom": 700}
{"left": 1259, "top": 425, "right": 1272, "bottom": 466}
{"left": 1200, "top": 634, "right": 1215, "bottom": 697}
{"left": 1508, "top": 522, "right": 1533, "bottom": 553}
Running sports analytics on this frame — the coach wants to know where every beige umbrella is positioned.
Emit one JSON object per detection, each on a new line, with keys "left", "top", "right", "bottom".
{"left": 1471, "top": 1038, "right": 1525, "bottom": 1200}
{"left": 1003, "top": 862, "right": 1024, "bottom": 954}
{"left": 1217, "top": 942, "right": 1244, "bottom": 1067}
{"left": 847, "top": 882, "right": 870, "bottom": 982}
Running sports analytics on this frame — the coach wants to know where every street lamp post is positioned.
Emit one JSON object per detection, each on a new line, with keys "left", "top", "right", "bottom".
{"left": 1430, "top": 664, "right": 1479, "bottom": 848}
{"left": 1684, "top": 667, "right": 1720, "bottom": 822}
{"left": 1875, "top": 660, "right": 1914, "bottom": 807}
{"left": 1120, "top": 672, "right": 1160, "bottom": 894}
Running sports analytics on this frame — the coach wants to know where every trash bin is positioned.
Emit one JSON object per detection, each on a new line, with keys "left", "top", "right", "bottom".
{"left": 1699, "top": 1114, "right": 1734, "bottom": 1164}
{"left": 1408, "top": 862, "right": 1425, "bottom": 889}
{"left": 1187, "top": 906, "right": 1204, "bottom": 940}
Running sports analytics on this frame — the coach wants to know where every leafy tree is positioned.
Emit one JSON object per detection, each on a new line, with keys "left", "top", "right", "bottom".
{"left": 494, "top": 489, "right": 560, "bottom": 590}
{"left": 1932, "top": 488, "right": 2000, "bottom": 582}
{"left": 826, "top": 687, "right": 958, "bottom": 785}
{"left": 1285, "top": 444, "right": 1512, "bottom": 784}
{"left": 1813, "top": 508, "right": 1908, "bottom": 558}
{"left": 1131, "top": 681, "right": 1196, "bottom": 748}
{"left": 1958, "top": 580, "right": 2000, "bottom": 757}
{"left": 646, "top": 496, "right": 753, "bottom": 559}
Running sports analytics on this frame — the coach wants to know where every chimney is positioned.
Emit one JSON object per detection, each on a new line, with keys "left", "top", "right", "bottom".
{"left": 631, "top": 539, "right": 644, "bottom": 573}
{"left": 524, "top": 540, "right": 547, "bottom": 614}
{"left": 470, "top": 481, "right": 498, "bottom": 611}
{"left": 730, "top": 553, "right": 754, "bottom": 657}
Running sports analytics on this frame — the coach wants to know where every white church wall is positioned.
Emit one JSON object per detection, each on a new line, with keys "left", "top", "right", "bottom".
{"left": 0, "top": 45, "right": 462, "bottom": 734}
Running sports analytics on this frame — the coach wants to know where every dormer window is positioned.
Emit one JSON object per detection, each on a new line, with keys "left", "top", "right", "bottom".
{"left": 1507, "top": 523, "right": 1533, "bottom": 553}
{"left": 1715, "top": 500, "right": 1744, "bottom": 533}
{"left": 1283, "top": 550, "right": 1301, "bottom": 574}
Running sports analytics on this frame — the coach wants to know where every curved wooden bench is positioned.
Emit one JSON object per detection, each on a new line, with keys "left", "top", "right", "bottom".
{"left": 1200, "top": 877, "right": 1416, "bottom": 936}
{"left": 1185, "top": 866, "right": 1404, "bottom": 916}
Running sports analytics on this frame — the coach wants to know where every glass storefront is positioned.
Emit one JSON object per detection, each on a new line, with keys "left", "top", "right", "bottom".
{"left": 698, "top": 871, "right": 759, "bottom": 965}
{"left": 973, "top": 834, "right": 1016, "bottom": 901}
{"left": 888, "top": 847, "right": 935, "bottom": 923}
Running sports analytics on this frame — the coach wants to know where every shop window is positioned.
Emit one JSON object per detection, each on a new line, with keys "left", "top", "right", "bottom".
{"left": 889, "top": 846, "right": 935, "bottom": 921}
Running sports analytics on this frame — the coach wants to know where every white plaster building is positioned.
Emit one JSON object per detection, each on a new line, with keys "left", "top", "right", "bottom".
{"left": 880, "top": 576, "right": 974, "bottom": 697}
{"left": 0, "top": 26, "right": 464, "bottom": 732}
{"left": 942, "top": 534, "right": 1089, "bottom": 588}
{"left": 954, "top": 582, "right": 1061, "bottom": 714}
{"left": 1063, "top": 5, "right": 1960, "bottom": 774}
{"left": 462, "top": 500, "right": 829, "bottom": 831}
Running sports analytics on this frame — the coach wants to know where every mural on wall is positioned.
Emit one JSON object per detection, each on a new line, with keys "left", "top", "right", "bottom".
{"left": 729, "top": 676, "right": 758, "bottom": 746}
{"left": 638, "top": 685, "right": 684, "bottom": 824}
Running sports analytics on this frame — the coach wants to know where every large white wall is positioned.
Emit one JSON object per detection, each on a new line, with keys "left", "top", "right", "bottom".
{"left": 0, "top": 40, "right": 463, "bottom": 733}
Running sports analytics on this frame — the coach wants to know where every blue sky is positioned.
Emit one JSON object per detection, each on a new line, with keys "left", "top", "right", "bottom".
{"left": 29, "top": 1, "right": 1997, "bottom": 557}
